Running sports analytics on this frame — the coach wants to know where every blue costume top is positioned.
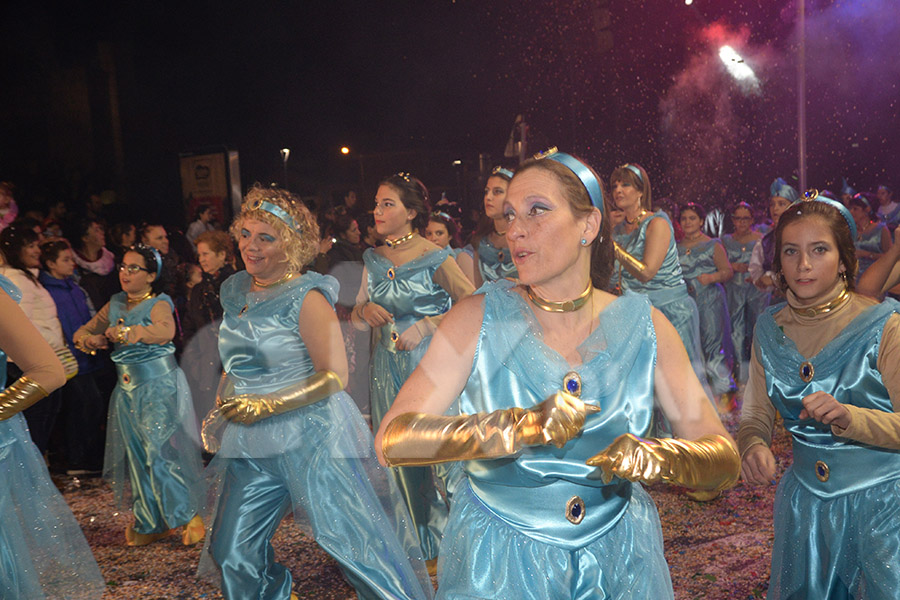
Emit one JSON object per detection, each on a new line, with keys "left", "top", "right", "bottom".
{"left": 756, "top": 299, "right": 900, "bottom": 599}
{"left": 202, "top": 271, "right": 432, "bottom": 600}
{"left": 677, "top": 239, "right": 735, "bottom": 395}
{"left": 880, "top": 202, "right": 900, "bottom": 232}
{"left": 476, "top": 236, "right": 517, "bottom": 282}
{"left": 721, "top": 234, "right": 768, "bottom": 383}
{"left": 855, "top": 222, "right": 888, "bottom": 278}
{"left": 613, "top": 212, "right": 711, "bottom": 416}
{"left": 437, "top": 281, "right": 674, "bottom": 599}
{"left": 364, "top": 246, "right": 453, "bottom": 561}
{"left": 103, "top": 292, "right": 203, "bottom": 534}
{"left": 0, "top": 274, "right": 105, "bottom": 599}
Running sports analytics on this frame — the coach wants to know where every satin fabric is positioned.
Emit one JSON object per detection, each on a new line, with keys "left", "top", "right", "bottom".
{"left": 881, "top": 203, "right": 900, "bottom": 232}
{"left": 613, "top": 212, "right": 712, "bottom": 423}
{"left": 103, "top": 292, "right": 202, "bottom": 534}
{"left": 677, "top": 239, "right": 736, "bottom": 395}
{"left": 442, "top": 281, "right": 673, "bottom": 599}
{"left": 0, "top": 274, "right": 105, "bottom": 600}
{"left": 756, "top": 299, "right": 900, "bottom": 599}
{"left": 365, "top": 249, "right": 451, "bottom": 561}
{"left": 855, "top": 222, "right": 888, "bottom": 279}
{"left": 476, "top": 236, "right": 517, "bottom": 282}
{"left": 722, "top": 234, "right": 768, "bottom": 383}
{"left": 201, "top": 271, "right": 432, "bottom": 600}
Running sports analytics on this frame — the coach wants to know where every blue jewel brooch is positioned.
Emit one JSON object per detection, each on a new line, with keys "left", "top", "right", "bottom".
{"left": 563, "top": 371, "right": 582, "bottom": 397}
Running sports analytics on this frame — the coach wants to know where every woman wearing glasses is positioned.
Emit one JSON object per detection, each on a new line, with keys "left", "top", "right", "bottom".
{"left": 74, "top": 244, "right": 204, "bottom": 547}
{"left": 722, "top": 202, "right": 767, "bottom": 384}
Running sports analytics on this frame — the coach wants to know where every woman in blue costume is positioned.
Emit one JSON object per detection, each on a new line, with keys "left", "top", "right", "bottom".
{"left": 375, "top": 151, "right": 740, "bottom": 599}
{"left": 470, "top": 166, "right": 518, "bottom": 286}
{"left": 677, "top": 202, "right": 737, "bottom": 409}
{"left": 202, "top": 184, "right": 432, "bottom": 600}
{"left": 739, "top": 192, "right": 900, "bottom": 599}
{"left": 749, "top": 178, "right": 797, "bottom": 299}
{"left": 848, "top": 194, "right": 891, "bottom": 281}
{"left": 74, "top": 244, "right": 204, "bottom": 547}
{"left": 722, "top": 202, "right": 767, "bottom": 384}
{"left": 0, "top": 273, "right": 106, "bottom": 599}
{"left": 609, "top": 163, "right": 712, "bottom": 417}
{"left": 425, "top": 209, "right": 475, "bottom": 285}
{"left": 352, "top": 173, "right": 475, "bottom": 564}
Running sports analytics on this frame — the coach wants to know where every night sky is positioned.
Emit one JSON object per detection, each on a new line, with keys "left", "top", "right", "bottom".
{"left": 2, "top": 0, "right": 897, "bottom": 225}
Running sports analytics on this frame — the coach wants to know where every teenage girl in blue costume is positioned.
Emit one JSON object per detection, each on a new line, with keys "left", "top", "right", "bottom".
{"left": 202, "top": 184, "right": 432, "bottom": 600}
{"left": 425, "top": 209, "right": 475, "bottom": 285}
{"left": 74, "top": 244, "right": 205, "bottom": 547}
{"left": 677, "top": 202, "right": 737, "bottom": 408}
{"left": 376, "top": 151, "right": 740, "bottom": 599}
{"left": 352, "top": 174, "right": 474, "bottom": 564}
{"left": 610, "top": 163, "right": 713, "bottom": 419}
{"left": 739, "top": 191, "right": 900, "bottom": 599}
{"left": 471, "top": 166, "right": 518, "bottom": 286}
{"left": 722, "top": 202, "right": 767, "bottom": 384}
{"left": 0, "top": 273, "right": 105, "bottom": 599}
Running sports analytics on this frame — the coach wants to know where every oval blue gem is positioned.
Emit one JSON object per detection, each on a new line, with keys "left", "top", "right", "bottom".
{"left": 566, "top": 379, "right": 579, "bottom": 393}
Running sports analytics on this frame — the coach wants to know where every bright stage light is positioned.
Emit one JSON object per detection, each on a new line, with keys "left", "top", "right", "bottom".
{"left": 685, "top": 0, "right": 693, "bottom": 5}
{"left": 718, "top": 45, "right": 756, "bottom": 81}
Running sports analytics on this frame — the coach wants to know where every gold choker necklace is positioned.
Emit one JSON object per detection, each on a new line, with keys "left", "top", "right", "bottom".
{"left": 252, "top": 271, "right": 296, "bottom": 289}
{"left": 526, "top": 281, "right": 593, "bottom": 313}
{"left": 126, "top": 290, "right": 153, "bottom": 305}
{"left": 790, "top": 286, "right": 850, "bottom": 318}
{"left": 385, "top": 231, "right": 416, "bottom": 249}
{"left": 625, "top": 209, "right": 648, "bottom": 225}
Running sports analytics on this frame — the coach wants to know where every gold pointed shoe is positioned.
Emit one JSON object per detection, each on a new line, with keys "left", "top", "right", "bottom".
{"left": 181, "top": 514, "right": 206, "bottom": 546}
{"left": 125, "top": 524, "right": 176, "bottom": 546}
{"left": 686, "top": 489, "right": 721, "bottom": 502}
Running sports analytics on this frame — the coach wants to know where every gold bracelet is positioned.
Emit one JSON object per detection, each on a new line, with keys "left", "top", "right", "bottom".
{"left": 116, "top": 326, "right": 132, "bottom": 345}
{"left": 74, "top": 334, "right": 97, "bottom": 356}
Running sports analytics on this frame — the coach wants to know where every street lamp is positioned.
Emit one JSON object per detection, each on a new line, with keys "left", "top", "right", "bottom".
{"left": 280, "top": 148, "right": 290, "bottom": 189}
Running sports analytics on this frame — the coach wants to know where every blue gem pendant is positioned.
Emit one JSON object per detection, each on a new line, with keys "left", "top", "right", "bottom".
{"left": 566, "top": 495, "right": 585, "bottom": 524}
{"left": 563, "top": 371, "right": 582, "bottom": 397}
{"left": 387, "top": 267, "right": 396, "bottom": 280}
{"left": 799, "top": 361, "right": 814, "bottom": 383}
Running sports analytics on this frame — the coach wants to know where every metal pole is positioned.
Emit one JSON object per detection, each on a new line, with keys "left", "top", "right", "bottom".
{"left": 797, "top": 0, "right": 807, "bottom": 192}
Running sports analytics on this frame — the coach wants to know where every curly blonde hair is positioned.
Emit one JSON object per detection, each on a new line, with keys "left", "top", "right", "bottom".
{"left": 230, "top": 184, "right": 319, "bottom": 272}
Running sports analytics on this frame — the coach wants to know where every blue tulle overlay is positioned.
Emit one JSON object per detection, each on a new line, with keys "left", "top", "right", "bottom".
{"left": 0, "top": 414, "right": 106, "bottom": 599}
{"left": 437, "top": 481, "right": 672, "bottom": 600}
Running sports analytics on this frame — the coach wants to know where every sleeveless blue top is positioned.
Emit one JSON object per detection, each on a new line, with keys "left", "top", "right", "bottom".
{"left": 721, "top": 234, "right": 757, "bottom": 290}
{"left": 364, "top": 247, "right": 452, "bottom": 342}
{"left": 477, "top": 236, "right": 517, "bottom": 282}
{"left": 756, "top": 299, "right": 900, "bottom": 499}
{"left": 107, "top": 292, "right": 176, "bottom": 364}
{"left": 613, "top": 211, "right": 687, "bottom": 300}
{"left": 677, "top": 239, "right": 718, "bottom": 280}
{"left": 855, "top": 222, "right": 888, "bottom": 275}
{"left": 458, "top": 281, "right": 656, "bottom": 550}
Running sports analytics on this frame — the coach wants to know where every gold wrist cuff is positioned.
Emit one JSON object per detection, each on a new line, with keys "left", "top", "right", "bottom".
{"left": 613, "top": 242, "right": 647, "bottom": 274}
{"left": 0, "top": 376, "right": 49, "bottom": 421}
{"left": 74, "top": 334, "right": 97, "bottom": 356}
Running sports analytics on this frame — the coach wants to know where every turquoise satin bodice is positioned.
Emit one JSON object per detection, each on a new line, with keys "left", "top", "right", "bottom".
{"left": 476, "top": 236, "right": 517, "bottom": 283}
{"left": 677, "top": 239, "right": 718, "bottom": 280}
{"left": 855, "top": 222, "right": 888, "bottom": 275}
{"left": 364, "top": 248, "right": 452, "bottom": 337}
{"left": 107, "top": 292, "right": 175, "bottom": 364}
{"left": 613, "top": 212, "right": 685, "bottom": 294}
{"left": 458, "top": 282, "right": 656, "bottom": 550}
{"left": 0, "top": 274, "right": 21, "bottom": 388}
{"left": 219, "top": 271, "right": 337, "bottom": 394}
{"left": 756, "top": 300, "right": 900, "bottom": 499}
{"left": 721, "top": 234, "right": 756, "bottom": 289}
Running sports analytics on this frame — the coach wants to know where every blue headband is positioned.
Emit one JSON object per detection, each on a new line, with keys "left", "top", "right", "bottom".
{"left": 491, "top": 166, "right": 515, "bottom": 180}
{"left": 770, "top": 177, "right": 799, "bottom": 203}
{"left": 801, "top": 189, "right": 857, "bottom": 240}
{"left": 534, "top": 148, "right": 605, "bottom": 214}
{"left": 134, "top": 244, "right": 163, "bottom": 277}
{"left": 432, "top": 210, "right": 453, "bottom": 221}
{"left": 621, "top": 163, "right": 643, "bottom": 183}
{"left": 249, "top": 198, "right": 303, "bottom": 235}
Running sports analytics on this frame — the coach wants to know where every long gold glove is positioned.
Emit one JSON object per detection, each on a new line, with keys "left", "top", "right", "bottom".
{"left": 382, "top": 391, "right": 599, "bottom": 467}
{"left": 613, "top": 242, "right": 647, "bottom": 275}
{"left": 586, "top": 433, "right": 740, "bottom": 492}
{"left": 0, "top": 376, "right": 49, "bottom": 421}
{"left": 219, "top": 370, "right": 344, "bottom": 425}
{"left": 200, "top": 372, "right": 235, "bottom": 452}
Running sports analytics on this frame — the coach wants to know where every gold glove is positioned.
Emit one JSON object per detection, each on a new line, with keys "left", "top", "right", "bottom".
{"left": 586, "top": 433, "right": 740, "bottom": 492}
{"left": 382, "top": 391, "right": 599, "bottom": 467}
{"left": 219, "top": 370, "right": 344, "bottom": 425}
{"left": 0, "top": 376, "right": 49, "bottom": 421}
{"left": 215, "top": 371, "right": 234, "bottom": 408}
{"left": 613, "top": 242, "right": 647, "bottom": 275}
{"left": 201, "top": 408, "right": 226, "bottom": 453}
